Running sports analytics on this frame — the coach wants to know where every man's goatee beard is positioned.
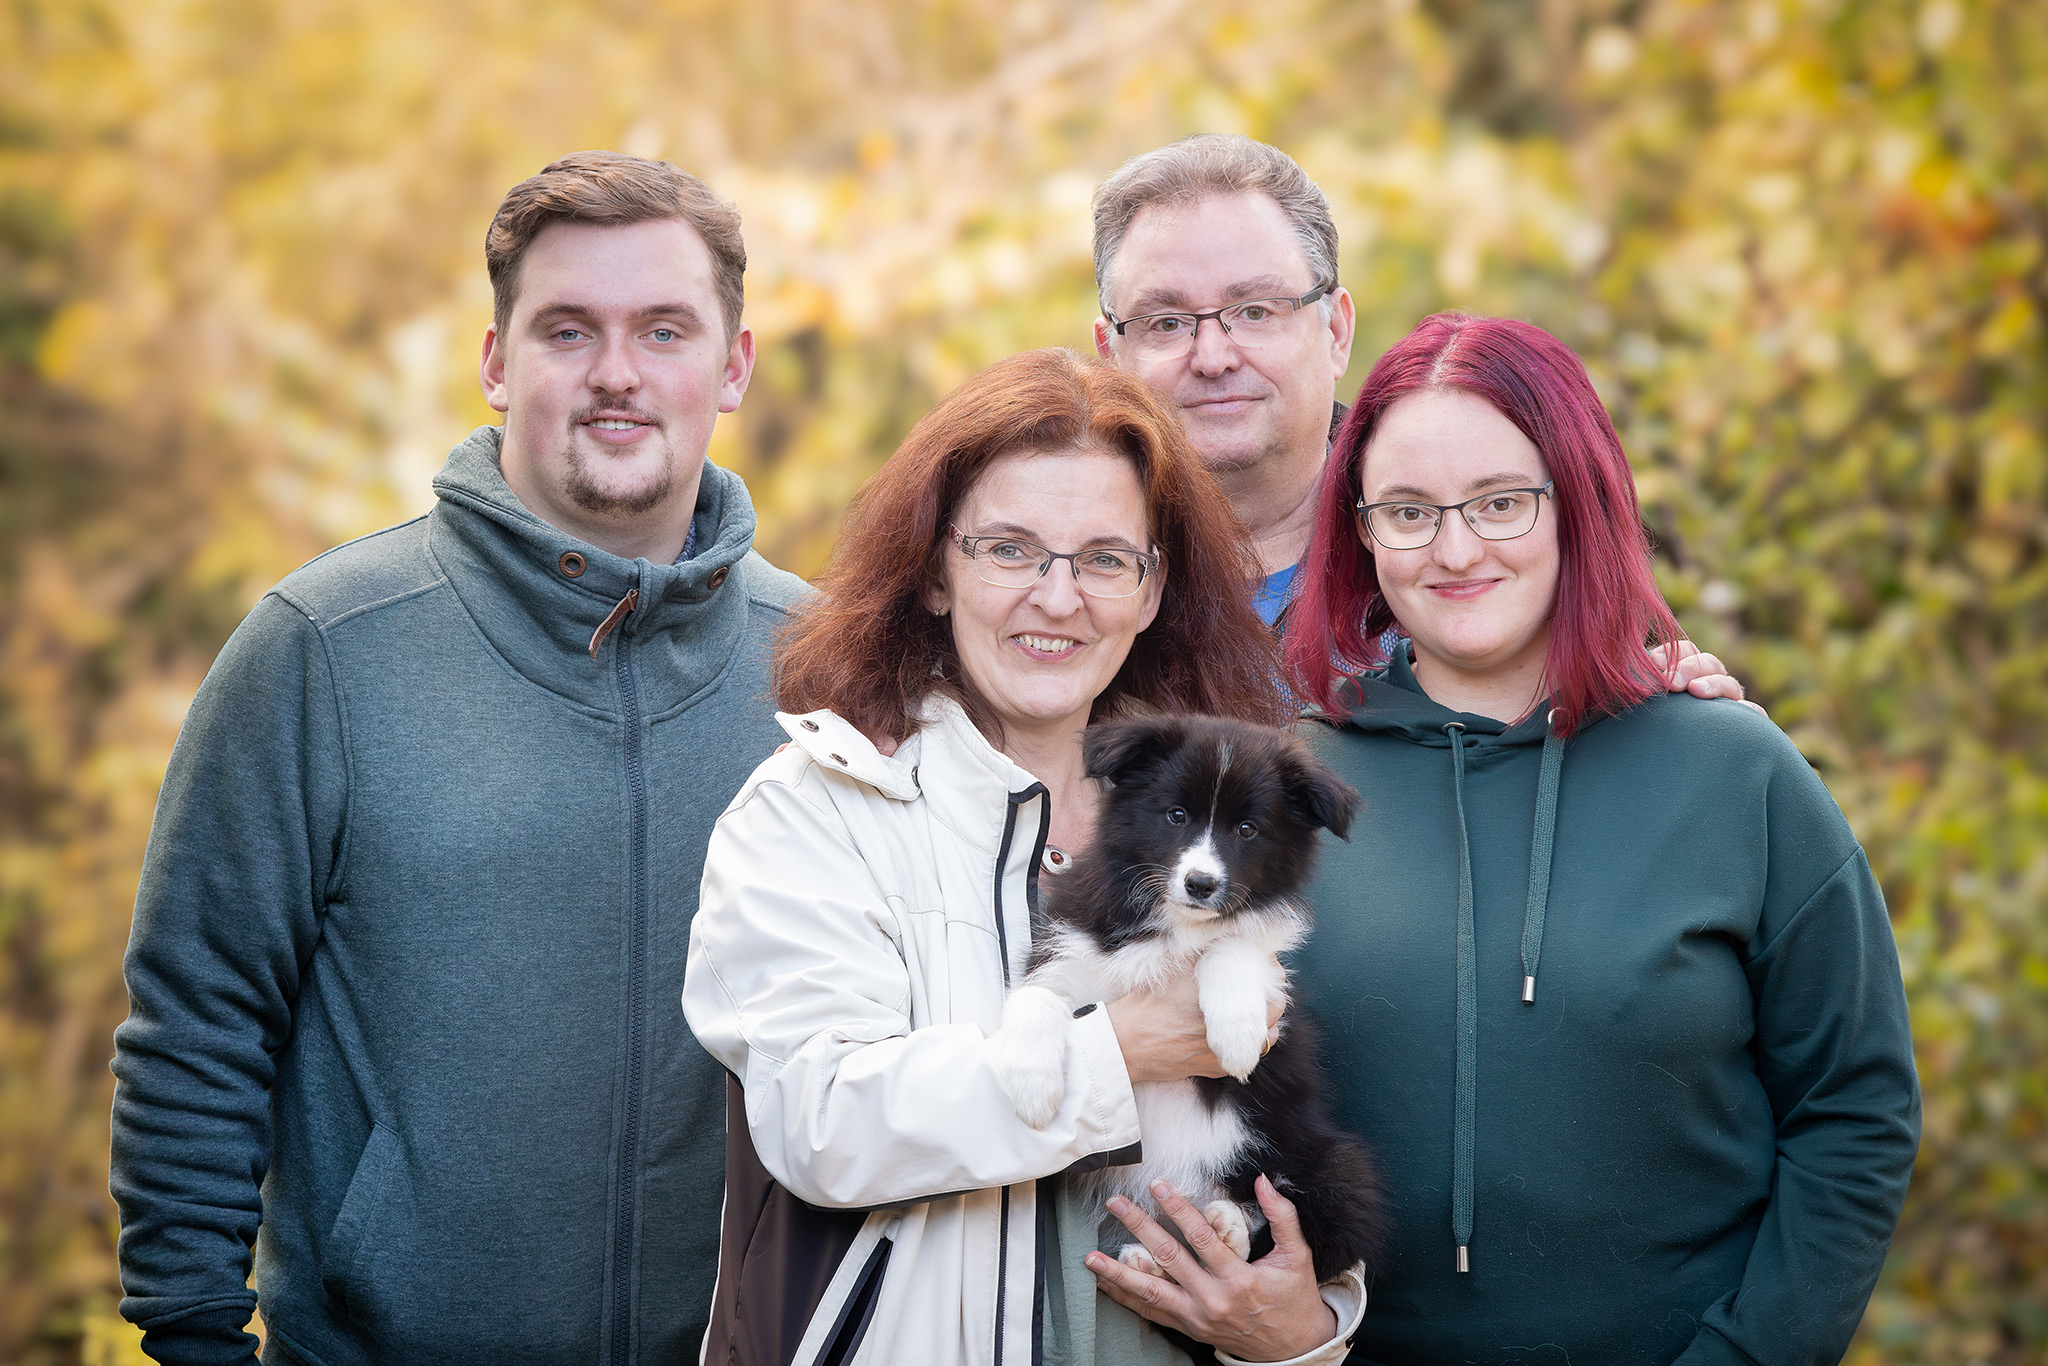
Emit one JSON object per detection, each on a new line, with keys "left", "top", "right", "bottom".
{"left": 562, "top": 441, "right": 673, "bottom": 517}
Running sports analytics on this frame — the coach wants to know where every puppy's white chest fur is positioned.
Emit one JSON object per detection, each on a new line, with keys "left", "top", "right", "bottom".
{"left": 989, "top": 909, "right": 1306, "bottom": 1206}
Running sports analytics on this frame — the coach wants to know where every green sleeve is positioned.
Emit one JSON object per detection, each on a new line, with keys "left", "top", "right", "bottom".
{"left": 1674, "top": 758, "right": 1921, "bottom": 1365}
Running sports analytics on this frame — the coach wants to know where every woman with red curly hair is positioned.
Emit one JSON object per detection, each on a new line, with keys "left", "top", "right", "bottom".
{"left": 1280, "top": 313, "right": 1919, "bottom": 1365}
{"left": 684, "top": 348, "right": 1367, "bottom": 1366}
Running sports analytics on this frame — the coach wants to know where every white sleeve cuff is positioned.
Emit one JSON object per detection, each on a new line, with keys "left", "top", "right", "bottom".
{"left": 1069, "top": 1000, "right": 1142, "bottom": 1148}
{"left": 1213, "top": 1264, "right": 1367, "bottom": 1366}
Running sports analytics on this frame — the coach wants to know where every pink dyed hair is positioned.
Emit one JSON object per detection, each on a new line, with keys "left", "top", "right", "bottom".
{"left": 1284, "top": 312, "right": 1682, "bottom": 735}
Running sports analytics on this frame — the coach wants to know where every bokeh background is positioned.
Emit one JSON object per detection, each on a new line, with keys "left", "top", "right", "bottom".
{"left": 2, "top": 0, "right": 2043, "bottom": 1361}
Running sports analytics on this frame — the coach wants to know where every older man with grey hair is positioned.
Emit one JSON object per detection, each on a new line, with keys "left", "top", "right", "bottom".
{"left": 1091, "top": 134, "right": 1353, "bottom": 627}
{"left": 1088, "top": 134, "right": 1757, "bottom": 697}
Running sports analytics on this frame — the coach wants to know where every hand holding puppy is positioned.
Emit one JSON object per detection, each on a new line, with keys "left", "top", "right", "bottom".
{"left": 1089, "top": 1175, "right": 1340, "bottom": 1363}
{"left": 1109, "top": 963, "right": 1285, "bottom": 1085}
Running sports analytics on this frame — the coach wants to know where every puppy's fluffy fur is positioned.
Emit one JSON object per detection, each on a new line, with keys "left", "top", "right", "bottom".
{"left": 992, "top": 715, "right": 1383, "bottom": 1283}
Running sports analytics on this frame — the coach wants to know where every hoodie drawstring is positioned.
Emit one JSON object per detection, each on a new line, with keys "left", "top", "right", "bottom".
{"left": 1443, "top": 718, "right": 1567, "bottom": 1274}
{"left": 1444, "top": 723, "right": 1478, "bottom": 1274}
{"left": 1521, "top": 724, "right": 1565, "bottom": 1004}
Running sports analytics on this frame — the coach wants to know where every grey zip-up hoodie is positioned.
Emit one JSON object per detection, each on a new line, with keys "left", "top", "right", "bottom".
{"left": 111, "top": 426, "right": 806, "bottom": 1366}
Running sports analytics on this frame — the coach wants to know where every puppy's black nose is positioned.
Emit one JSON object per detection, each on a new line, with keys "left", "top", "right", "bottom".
{"left": 1184, "top": 870, "right": 1220, "bottom": 900}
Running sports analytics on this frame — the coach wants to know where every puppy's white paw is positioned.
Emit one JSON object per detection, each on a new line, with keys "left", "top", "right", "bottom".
{"left": 1206, "top": 1010, "right": 1268, "bottom": 1082}
{"left": 1198, "top": 941, "right": 1283, "bottom": 1081}
{"left": 1117, "top": 1244, "right": 1159, "bottom": 1274}
{"left": 1202, "top": 1199, "right": 1254, "bottom": 1260}
{"left": 992, "top": 986, "right": 1071, "bottom": 1128}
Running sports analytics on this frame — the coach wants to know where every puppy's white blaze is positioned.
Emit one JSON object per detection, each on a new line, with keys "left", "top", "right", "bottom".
{"left": 1079, "top": 1079, "right": 1256, "bottom": 1211}
{"left": 991, "top": 986, "right": 1072, "bottom": 1129}
{"left": 1197, "top": 937, "right": 1284, "bottom": 1081}
{"left": 1166, "top": 830, "right": 1227, "bottom": 924}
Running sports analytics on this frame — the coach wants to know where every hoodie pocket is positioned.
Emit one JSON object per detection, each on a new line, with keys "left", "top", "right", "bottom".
{"left": 321, "top": 1123, "right": 402, "bottom": 1312}
{"left": 815, "top": 1234, "right": 893, "bottom": 1366}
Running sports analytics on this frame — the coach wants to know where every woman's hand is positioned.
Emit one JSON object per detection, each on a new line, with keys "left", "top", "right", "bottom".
{"left": 1108, "top": 972, "right": 1284, "bottom": 1084}
{"left": 1087, "top": 1176, "right": 1338, "bottom": 1362}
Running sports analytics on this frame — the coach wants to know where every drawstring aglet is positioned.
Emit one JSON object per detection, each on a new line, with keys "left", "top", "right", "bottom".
{"left": 1522, "top": 974, "right": 1537, "bottom": 1004}
{"left": 1457, "top": 1245, "right": 1470, "bottom": 1273}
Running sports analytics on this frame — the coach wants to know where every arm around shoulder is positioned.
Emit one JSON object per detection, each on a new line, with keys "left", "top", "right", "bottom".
{"left": 112, "top": 594, "right": 348, "bottom": 1362}
{"left": 684, "top": 758, "right": 1140, "bottom": 1208}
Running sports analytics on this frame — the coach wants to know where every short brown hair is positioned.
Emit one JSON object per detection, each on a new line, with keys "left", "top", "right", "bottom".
{"left": 485, "top": 150, "right": 746, "bottom": 339}
{"left": 775, "top": 349, "right": 1291, "bottom": 744}
{"left": 1093, "top": 136, "right": 1339, "bottom": 314}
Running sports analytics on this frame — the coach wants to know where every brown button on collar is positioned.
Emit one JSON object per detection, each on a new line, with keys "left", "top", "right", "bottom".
{"left": 707, "top": 565, "right": 730, "bottom": 589}
{"left": 558, "top": 551, "right": 586, "bottom": 578}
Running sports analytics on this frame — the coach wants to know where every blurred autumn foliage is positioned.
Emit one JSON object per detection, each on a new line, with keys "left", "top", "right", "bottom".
{"left": 1, "top": 0, "right": 2042, "bottom": 1361}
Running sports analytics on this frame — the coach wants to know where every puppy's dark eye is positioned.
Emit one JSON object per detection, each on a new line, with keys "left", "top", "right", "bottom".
{"left": 1166, "top": 807, "right": 1188, "bottom": 826}
{"left": 1236, "top": 821, "right": 1258, "bottom": 839}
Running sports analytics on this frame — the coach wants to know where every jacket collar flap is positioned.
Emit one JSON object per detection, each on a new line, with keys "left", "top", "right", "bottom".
{"left": 777, "top": 710, "right": 924, "bottom": 801}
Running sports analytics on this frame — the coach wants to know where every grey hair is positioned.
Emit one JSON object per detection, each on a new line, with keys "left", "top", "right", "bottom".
{"left": 1092, "top": 135, "right": 1339, "bottom": 317}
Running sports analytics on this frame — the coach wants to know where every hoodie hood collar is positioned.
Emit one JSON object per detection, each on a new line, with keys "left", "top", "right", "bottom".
{"left": 1342, "top": 643, "right": 1564, "bottom": 749}
{"left": 424, "top": 425, "right": 761, "bottom": 713}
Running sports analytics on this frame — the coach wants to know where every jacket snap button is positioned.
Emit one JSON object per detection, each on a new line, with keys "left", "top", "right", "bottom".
{"left": 708, "top": 565, "right": 730, "bottom": 589}
{"left": 558, "top": 551, "right": 586, "bottom": 578}
{"left": 801, "top": 719, "right": 820, "bottom": 732}
{"left": 829, "top": 753, "right": 847, "bottom": 765}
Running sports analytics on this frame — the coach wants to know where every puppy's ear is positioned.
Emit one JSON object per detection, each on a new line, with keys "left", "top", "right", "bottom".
{"left": 1281, "top": 748, "right": 1362, "bottom": 839}
{"left": 1084, "top": 716, "right": 1187, "bottom": 785}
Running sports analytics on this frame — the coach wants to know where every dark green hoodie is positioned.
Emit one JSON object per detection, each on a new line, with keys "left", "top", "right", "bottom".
{"left": 1295, "top": 648, "right": 1918, "bottom": 1366}
{"left": 112, "top": 427, "right": 806, "bottom": 1365}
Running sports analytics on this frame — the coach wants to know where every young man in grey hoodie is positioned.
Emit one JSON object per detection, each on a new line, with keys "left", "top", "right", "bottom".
{"left": 110, "top": 151, "right": 806, "bottom": 1366}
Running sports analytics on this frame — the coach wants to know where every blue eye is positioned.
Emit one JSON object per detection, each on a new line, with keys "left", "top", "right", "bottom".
{"left": 554, "top": 328, "right": 585, "bottom": 342}
{"left": 650, "top": 328, "right": 677, "bottom": 342}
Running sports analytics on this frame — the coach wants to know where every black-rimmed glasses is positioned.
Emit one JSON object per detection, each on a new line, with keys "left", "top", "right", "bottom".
{"left": 1355, "top": 482, "right": 1556, "bottom": 551}
{"left": 1105, "top": 284, "right": 1333, "bottom": 360}
{"left": 947, "top": 526, "right": 1160, "bottom": 599}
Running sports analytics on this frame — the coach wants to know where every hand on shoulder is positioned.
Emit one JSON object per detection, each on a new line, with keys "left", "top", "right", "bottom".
{"left": 1652, "top": 640, "right": 1767, "bottom": 718}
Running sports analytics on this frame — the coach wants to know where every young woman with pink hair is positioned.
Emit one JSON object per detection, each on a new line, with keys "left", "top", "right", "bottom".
{"left": 1268, "top": 313, "right": 1918, "bottom": 1364}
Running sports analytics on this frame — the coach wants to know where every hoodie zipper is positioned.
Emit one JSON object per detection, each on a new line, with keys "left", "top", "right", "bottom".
{"left": 609, "top": 597, "right": 649, "bottom": 1365}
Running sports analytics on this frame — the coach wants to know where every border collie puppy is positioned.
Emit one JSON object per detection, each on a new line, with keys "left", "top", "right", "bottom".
{"left": 992, "top": 715, "right": 1382, "bottom": 1283}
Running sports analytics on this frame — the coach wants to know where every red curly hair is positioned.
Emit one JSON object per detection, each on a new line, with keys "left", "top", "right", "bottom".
{"left": 777, "top": 348, "right": 1289, "bottom": 743}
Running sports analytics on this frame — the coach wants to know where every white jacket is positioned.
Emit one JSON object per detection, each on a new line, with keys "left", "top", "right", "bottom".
{"left": 685, "top": 699, "right": 1364, "bottom": 1366}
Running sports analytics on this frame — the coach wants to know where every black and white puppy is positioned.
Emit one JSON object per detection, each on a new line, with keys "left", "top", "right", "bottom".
{"left": 992, "top": 714, "right": 1383, "bottom": 1283}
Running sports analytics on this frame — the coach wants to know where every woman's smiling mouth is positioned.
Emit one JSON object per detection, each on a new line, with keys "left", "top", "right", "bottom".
{"left": 1425, "top": 577, "right": 1503, "bottom": 602}
{"left": 1012, "top": 633, "right": 1081, "bottom": 658}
